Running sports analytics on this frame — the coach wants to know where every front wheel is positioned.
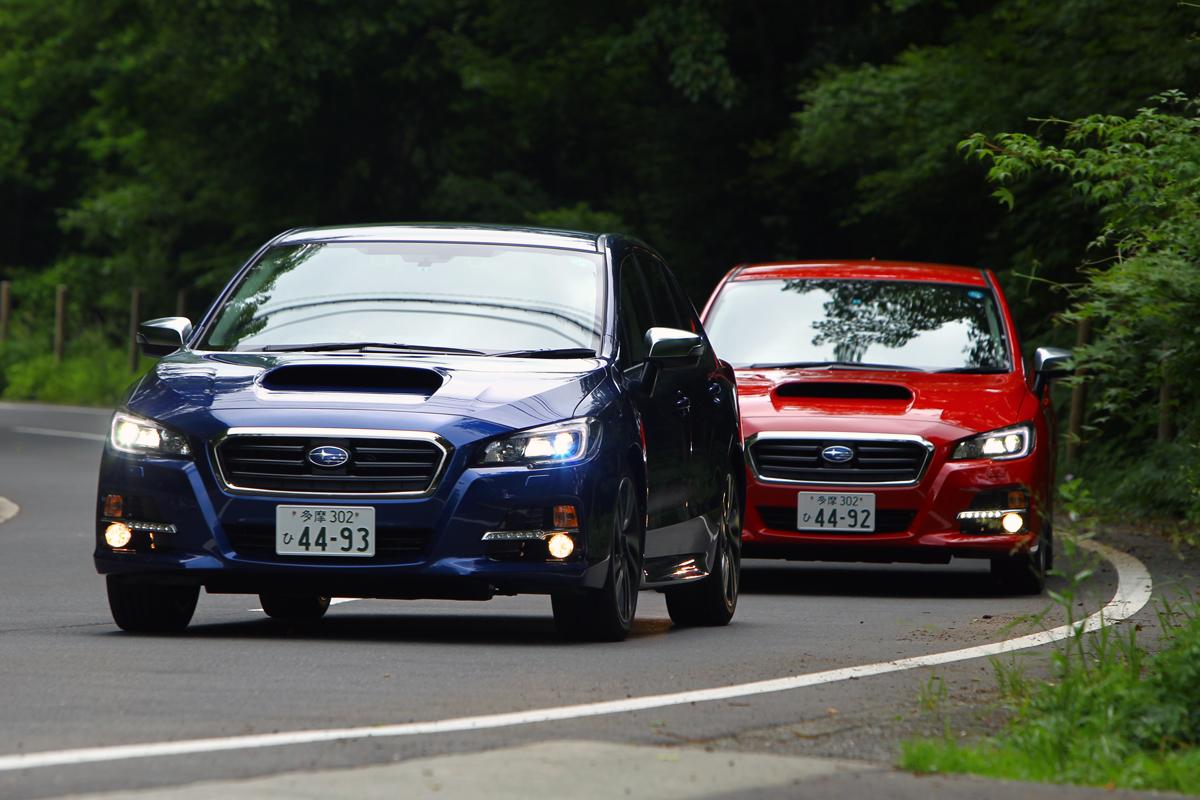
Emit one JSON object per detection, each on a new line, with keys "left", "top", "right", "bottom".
{"left": 552, "top": 474, "right": 642, "bottom": 642}
{"left": 106, "top": 576, "right": 199, "bottom": 633}
{"left": 990, "top": 528, "right": 1048, "bottom": 595}
{"left": 665, "top": 471, "right": 741, "bottom": 627}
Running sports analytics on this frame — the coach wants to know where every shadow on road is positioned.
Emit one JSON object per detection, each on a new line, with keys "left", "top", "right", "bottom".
{"left": 120, "top": 611, "right": 674, "bottom": 646}
{"left": 739, "top": 558, "right": 1065, "bottom": 600}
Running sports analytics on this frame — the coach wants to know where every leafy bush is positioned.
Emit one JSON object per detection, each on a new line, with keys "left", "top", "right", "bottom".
{"left": 0, "top": 329, "right": 146, "bottom": 406}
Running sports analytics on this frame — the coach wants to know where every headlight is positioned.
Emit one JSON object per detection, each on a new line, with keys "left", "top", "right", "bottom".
{"left": 109, "top": 411, "right": 191, "bottom": 457}
{"left": 475, "top": 418, "right": 598, "bottom": 468}
{"left": 951, "top": 423, "right": 1033, "bottom": 461}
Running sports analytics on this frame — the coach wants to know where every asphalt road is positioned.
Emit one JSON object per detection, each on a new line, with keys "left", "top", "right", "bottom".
{"left": 0, "top": 403, "right": 1152, "bottom": 799}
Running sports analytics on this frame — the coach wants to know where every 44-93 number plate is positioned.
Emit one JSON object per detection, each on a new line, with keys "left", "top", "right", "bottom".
{"left": 275, "top": 505, "right": 375, "bottom": 557}
{"left": 796, "top": 492, "right": 875, "bottom": 532}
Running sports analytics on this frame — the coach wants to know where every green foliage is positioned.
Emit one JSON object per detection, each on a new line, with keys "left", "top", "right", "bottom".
{"left": 903, "top": 578, "right": 1200, "bottom": 792}
{"left": 961, "top": 93, "right": 1200, "bottom": 519}
{"left": 0, "top": 330, "right": 148, "bottom": 406}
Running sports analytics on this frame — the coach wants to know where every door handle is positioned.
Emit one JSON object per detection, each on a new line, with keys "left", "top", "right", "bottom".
{"left": 674, "top": 393, "right": 692, "bottom": 416}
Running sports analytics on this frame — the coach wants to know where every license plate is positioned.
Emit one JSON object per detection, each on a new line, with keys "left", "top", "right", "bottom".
{"left": 275, "top": 505, "right": 375, "bottom": 556}
{"left": 797, "top": 492, "right": 875, "bottom": 532}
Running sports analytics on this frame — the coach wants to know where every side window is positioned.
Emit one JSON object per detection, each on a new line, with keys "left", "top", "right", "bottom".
{"left": 637, "top": 252, "right": 689, "bottom": 331}
{"left": 618, "top": 256, "right": 654, "bottom": 365}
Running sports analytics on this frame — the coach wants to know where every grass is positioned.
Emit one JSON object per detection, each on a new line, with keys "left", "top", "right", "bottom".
{"left": 0, "top": 330, "right": 149, "bottom": 406}
{"left": 901, "top": 539, "right": 1200, "bottom": 793}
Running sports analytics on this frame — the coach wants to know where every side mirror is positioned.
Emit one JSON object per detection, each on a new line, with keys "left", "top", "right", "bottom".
{"left": 645, "top": 327, "right": 704, "bottom": 367}
{"left": 137, "top": 317, "right": 193, "bottom": 357}
{"left": 1032, "top": 346, "right": 1072, "bottom": 394}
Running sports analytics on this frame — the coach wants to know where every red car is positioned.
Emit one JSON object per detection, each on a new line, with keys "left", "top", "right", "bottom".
{"left": 701, "top": 261, "right": 1071, "bottom": 593}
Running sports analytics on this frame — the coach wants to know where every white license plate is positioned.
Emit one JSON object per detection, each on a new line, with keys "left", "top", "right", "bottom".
{"left": 797, "top": 492, "right": 876, "bottom": 532}
{"left": 275, "top": 505, "right": 375, "bottom": 557}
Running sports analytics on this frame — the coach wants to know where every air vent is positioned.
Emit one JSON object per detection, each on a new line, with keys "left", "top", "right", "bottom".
{"left": 775, "top": 382, "right": 912, "bottom": 401}
{"left": 261, "top": 365, "right": 443, "bottom": 396}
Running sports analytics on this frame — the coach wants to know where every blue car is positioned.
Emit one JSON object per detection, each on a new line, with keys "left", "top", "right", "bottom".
{"left": 95, "top": 225, "right": 743, "bottom": 641}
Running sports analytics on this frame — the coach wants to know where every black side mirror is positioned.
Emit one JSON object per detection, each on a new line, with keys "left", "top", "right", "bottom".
{"left": 137, "top": 317, "right": 193, "bottom": 357}
{"left": 1032, "top": 346, "right": 1072, "bottom": 394}
{"left": 645, "top": 327, "right": 704, "bottom": 368}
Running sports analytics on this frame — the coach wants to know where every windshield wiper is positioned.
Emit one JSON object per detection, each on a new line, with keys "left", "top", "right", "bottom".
{"left": 250, "top": 342, "right": 487, "bottom": 355}
{"left": 490, "top": 347, "right": 597, "bottom": 359}
{"left": 744, "top": 360, "right": 926, "bottom": 372}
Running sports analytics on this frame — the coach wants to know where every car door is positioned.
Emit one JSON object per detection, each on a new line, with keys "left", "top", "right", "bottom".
{"left": 616, "top": 254, "right": 691, "bottom": 532}
{"left": 648, "top": 253, "right": 728, "bottom": 521}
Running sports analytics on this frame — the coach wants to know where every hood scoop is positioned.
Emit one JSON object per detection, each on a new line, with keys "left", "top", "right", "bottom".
{"left": 775, "top": 382, "right": 913, "bottom": 402}
{"left": 261, "top": 364, "right": 444, "bottom": 396}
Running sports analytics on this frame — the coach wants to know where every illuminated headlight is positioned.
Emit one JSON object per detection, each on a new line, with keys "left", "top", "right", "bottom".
{"left": 475, "top": 419, "right": 597, "bottom": 468}
{"left": 109, "top": 411, "right": 191, "bottom": 457}
{"left": 951, "top": 423, "right": 1032, "bottom": 461}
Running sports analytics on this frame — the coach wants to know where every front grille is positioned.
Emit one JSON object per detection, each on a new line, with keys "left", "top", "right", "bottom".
{"left": 749, "top": 437, "right": 929, "bottom": 484}
{"left": 215, "top": 434, "right": 446, "bottom": 494}
{"left": 224, "top": 524, "right": 429, "bottom": 561}
{"left": 758, "top": 506, "right": 917, "bottom": 534}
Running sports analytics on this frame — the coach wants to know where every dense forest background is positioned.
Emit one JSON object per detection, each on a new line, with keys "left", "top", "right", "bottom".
{"left": 2, "top": 0, "right": 1198, "bottom": 520}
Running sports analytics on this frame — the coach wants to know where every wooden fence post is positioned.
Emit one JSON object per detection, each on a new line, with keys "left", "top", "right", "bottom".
{"left": 53, "top": 284, "right": 66, "bottom": 363}
{"left": 128, "top": 287, "right": 141, "bottom": 373}
{"left": 1158, "top": 379, "right": 1174, "bottom": 443}
{"left": 1065, "top": 317, "right": 1091, "bottom": 469}
{"left": 0, "top": 280, "right": 10, "bottom": 344}
{"left": 175, "top": 289, "right": 187, "bottom": 319}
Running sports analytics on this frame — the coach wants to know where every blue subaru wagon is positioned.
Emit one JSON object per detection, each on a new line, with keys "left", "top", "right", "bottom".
{"left": 95, "top": 225, "right": 743, "bottom": 641}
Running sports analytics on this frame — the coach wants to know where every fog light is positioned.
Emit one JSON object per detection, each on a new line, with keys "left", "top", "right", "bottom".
{"left": 1001, "top": 512, "right": 1024, "bottom": 534}
{"left": 553, "top": 504, "right": 579, "bottom": 529}
{"left": 105, "top": 522, "right": 132, "bottom": 549}
{"left": 547, "top": 532, "right": 575, "bottom": 559}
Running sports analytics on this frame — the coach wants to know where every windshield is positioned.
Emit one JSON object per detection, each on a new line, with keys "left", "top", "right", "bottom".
{"left": 199, "top": 242, "right": 606, "bottom": 353}
{"left": 705, "top": 278, "right": 1011, "bottom": 371}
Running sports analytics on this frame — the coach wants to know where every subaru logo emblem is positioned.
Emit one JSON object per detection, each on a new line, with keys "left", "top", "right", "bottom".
{"left": 308, "top": 445, "right": 350, "bottom": 468}
{"left": 821, "top": 445, "right": 854, "bottom": 464}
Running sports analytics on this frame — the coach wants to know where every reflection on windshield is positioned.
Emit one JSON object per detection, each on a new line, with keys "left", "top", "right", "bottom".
{"left": 200, "top": 242, "right": 606, "bottom": 353}
{"left": 705, "top": 279, "right": 1010, "bottom": 371}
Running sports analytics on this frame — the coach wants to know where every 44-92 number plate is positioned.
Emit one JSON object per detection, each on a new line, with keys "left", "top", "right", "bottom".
{"left": 275, "top": 505, "right": 375, "bottom": 557}
{"left": 796, "top": 492, "right": 875, "bottom": 532}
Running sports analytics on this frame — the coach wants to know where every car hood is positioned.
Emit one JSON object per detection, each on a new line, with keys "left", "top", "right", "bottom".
{"left": 735, "top": 367, "right": 1034, "bottom": 444}
{"left": 125, "top": 351, "right": 608, "bottom": 445}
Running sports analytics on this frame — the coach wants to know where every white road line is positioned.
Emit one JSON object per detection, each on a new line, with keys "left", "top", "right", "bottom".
{"left": 0, "top": 540, "right": 1152, "bottom": 773}
{"left": 0, "top": 497, "right": 18, "bottom": 525}
{"left": 11, "top": 426, "right": 106, "bottom": 442}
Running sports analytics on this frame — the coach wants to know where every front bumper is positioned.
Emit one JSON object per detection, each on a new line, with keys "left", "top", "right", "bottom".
{"left": 93, "top": 447, "right": 615, "bottom": 597}
{"left": 741, "top": 456, "right": 1044, "bottom": 564}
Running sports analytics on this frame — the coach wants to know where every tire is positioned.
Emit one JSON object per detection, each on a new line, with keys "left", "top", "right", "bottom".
{"left": 106, "top": 576, "right": 199, "bottom": 633}
{"left": 990, "top": 528, "right": 1048, "bottom": 595}
{"left": 259, "top": 593, "right": 331, "bottom": 622}
{"left": 665, "top": 471, "right": 742, "bottom": 627}
{"left": 552, "top": 474, "right": 642, "bottom": 642}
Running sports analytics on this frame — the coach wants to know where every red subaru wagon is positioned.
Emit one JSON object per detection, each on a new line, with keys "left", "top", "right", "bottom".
{"left": 701, "top": 261, "right": 1071, "bottom": 593}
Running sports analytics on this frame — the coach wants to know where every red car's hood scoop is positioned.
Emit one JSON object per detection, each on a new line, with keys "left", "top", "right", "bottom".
{"left": 260, "top": 364, "right": 444, "bottom": 396}
{"left": 774, "top": 381, "right": 913, "bottom": 402}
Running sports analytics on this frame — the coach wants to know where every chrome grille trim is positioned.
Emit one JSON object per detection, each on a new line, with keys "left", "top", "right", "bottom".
{"left": 212, "top": 427, "right": 451, "bottom": 497}
{"left": 746, "top": 431, "right": 934, "bottom": 486}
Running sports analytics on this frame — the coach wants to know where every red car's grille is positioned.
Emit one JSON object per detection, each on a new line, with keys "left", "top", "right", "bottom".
{"left": 757, "top": 506, "right": 917, "bottom": 534}
{"left": 215, "top": 434, "right": 446, "bottom": 495}
{"left": 749, "top": 437, "right": 930, "bottom": 484}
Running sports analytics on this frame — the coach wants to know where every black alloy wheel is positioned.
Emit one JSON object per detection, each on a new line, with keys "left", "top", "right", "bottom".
{"left": 665, "top": 470, "right": 742, "bottom": 627}
{"left": 552, "top": 474, "right": 642, "bottom": 642}
{"left": 106, "top": 576, "right": 200, "bottom": 633}
{"left": 990, "top": 526, "right": 1049, "bottom": 595}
